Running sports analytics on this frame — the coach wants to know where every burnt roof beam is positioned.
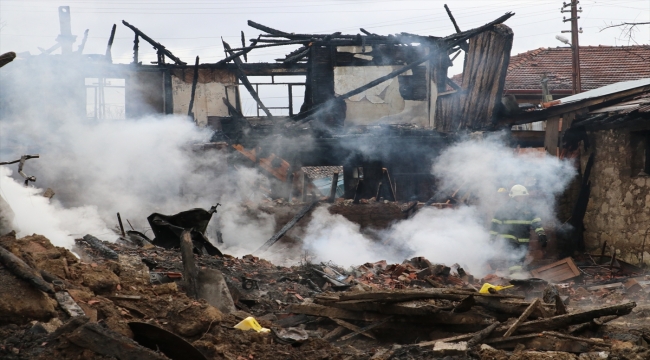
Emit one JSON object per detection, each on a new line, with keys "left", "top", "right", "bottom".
{"left": 222, "top": 40, "right": 273, "bottom": 117}
{"left": 122, "top": 20, "right": 186, "bottom": 65}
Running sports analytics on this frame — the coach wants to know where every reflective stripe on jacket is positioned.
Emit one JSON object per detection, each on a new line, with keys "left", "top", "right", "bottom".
{"left": 490, "top": 202, "right": 544, "bottom": 243}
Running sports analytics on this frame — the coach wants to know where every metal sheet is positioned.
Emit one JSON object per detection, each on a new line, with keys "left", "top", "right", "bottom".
{"left": 128, "top": 322, "right": 208, "bottom": 360}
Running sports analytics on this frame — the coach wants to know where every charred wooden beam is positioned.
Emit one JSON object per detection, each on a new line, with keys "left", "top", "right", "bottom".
{"left": 132, "top": 33, "right": 139, "bottom": 64}
{"left": 222, "top": 40, "right": 273, "bottom": 117}
{"left": 283, "top": 46, "right": 310, "bottom": 64}
{"left": 228, "top": 39, "right": 309, "bottom": 52}
{"left": 105, "top": 24, "right": 116, "bottom": 62}
{"left": 444, "top": 4, "right": 469, "bottom": 51}
{"left": 247, "top": 20, "right": 291, "bottom": 37}
{"left": 0, "top": 245, "right": 54, "bottom": 294}
{"left": 77, "top": 29, "right": 89, "bottom": 54}
{"left": 241, "top": 31, "right": 247, "bottom": 62}
{"left": 215, "top": 36, "right": 260, "bottom": 65}
{"left": 188, "top": 56, "right": 200, "bottom": 119}
{"left": 222, "top": 97, "right": 243, "bottom": 118}
{"left": 82, "top": 235, "right": 119, "bottom": 260}
{"left": 255, "top": 201, "right": 319, "bottom": 253}
{"left": 122, "top": 20, "right": 186, "bottom": 65}
{"left": 0, "top": 51, "right": 16, "bottom": 68}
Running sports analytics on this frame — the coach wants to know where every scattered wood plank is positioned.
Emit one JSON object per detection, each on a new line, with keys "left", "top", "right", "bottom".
{"left": 542, "top": 331, "right": 611, "bottom": 346}
{"left": 530, "top": 257, "right": 581, "bottom": 282}
{"left": 338, "top": 289, "right": 523, "bottom": 303}
{"left": 331, "top": 318, "right": 377, "bottom": 340}
{"left": 325, "top": 300, "right": 493, "bottom": 325}
{"left": 322, "top": 326, "right": 346, "bottom": 341}
{"left": 255, "top": 201, "right": 319, "bottom": 253}
{"left": 337, "top": 316, "right": 393, "bottom": 342}
{"left": 512, "top": 302, "right": 635, "bottom": 334}
{"left": 467, "top": 322, "right": 499, "bottom": 347}
{"left": 503, "top": 298, "right": 540, "bottom": 338}
{"left": 287, "top": 303, "right": 387, "bottom": 322}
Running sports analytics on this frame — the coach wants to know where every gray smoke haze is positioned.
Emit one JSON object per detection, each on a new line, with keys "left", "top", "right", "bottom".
{"left": 301, "top": 134, "right": 577, "bottom": 276}
{"left": 0, "top": 57, "right": 277, "bottom": 251}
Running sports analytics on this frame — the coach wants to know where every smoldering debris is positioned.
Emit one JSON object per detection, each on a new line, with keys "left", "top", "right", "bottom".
{"left": 1, "top": 230, "right": 650, "bottom": 360}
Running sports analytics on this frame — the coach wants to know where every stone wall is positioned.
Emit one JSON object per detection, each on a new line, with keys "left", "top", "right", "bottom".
{"left": 582, "top": 129, "right": 650, "bottom": 266}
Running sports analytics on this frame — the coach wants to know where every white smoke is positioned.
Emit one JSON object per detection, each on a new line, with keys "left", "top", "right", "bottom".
{"left": 301, "top": 134, "right": 577, "bottom": 275}
{"left": 0, "top": 167, "right": 111, "bottom": 248}
{"left": 0, "top": 58, "right": 277, "bottom": 249}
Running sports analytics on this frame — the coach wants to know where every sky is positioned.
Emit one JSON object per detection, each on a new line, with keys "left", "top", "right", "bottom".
{"left": 1, "top": 0, "right": 649, "bottom": 76}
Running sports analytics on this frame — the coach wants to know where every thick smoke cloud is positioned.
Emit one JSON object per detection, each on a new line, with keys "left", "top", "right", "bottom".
{"left": 301, "top": 134, "right": 577, "bottom": 275}
{"left": 0, "top": 58, "right": 276, "bottom": 251}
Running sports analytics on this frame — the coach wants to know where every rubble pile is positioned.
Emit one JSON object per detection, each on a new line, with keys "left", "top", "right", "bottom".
{"left": 1, "top": 230, "right": 650, "bottom": 360}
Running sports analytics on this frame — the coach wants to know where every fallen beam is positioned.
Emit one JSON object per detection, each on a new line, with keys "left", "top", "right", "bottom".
{"left": 82, "top": 234, "right": 119, "bottom": 260}
{"left": 255, "top": 201, "right": 319, "bottom": 253}
{"left": 503, "top": 298, "right": 539, "bottom": 338}
{"left": 337, "top": 289, "right": 524, "bottom": 303}
{"left": 331, "top": 318, "right": 377, "bottom": 340}
{"left": 222, "top": 40, "right": 273, "bottom": 117}
{"left": 338, "top": 316, "right": 392, "bottom": 342}
{"left": 0, "top": 244, "right": 54, "bottom": 294}
{"left": 467, "top": 322, "right": 499, "bottom": 347}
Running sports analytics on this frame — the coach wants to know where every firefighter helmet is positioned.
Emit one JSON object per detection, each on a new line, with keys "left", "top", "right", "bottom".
{"left": 509, "top": 184, "right": 529, "bottom": 198}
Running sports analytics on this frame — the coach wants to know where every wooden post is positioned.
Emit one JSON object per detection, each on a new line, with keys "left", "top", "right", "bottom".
{"left": 180, "top": 230, "right": 198, "bottom": 299}
{"left": 188, "top": 56, "right": 200, "bottom": 119}
{"left": 105, "top": 24, "right": 116, "bottom": 62}
{"left": 329, "top": 171, "right": 339, "bottom": 203}
{"left": 544, "top": 116, "right": 560, "bottom": 156}
{"left": 301, "top": 172, "right": 307, "bottom": 202}
{"left": 116, "top": 213, "right": 126, "bottom": 237}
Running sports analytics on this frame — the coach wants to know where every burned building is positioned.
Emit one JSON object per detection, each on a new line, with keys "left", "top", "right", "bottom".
{"left": 1, "top": 7, "right": 524, "bottom": 203}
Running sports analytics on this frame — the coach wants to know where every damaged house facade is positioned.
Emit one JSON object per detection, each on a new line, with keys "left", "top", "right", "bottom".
{"left": 2, "top": 8, "right": 519, "bottom": 204}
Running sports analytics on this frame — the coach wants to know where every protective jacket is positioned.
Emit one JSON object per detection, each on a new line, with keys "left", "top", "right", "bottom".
{"left": 490, "top": 202, "right": 545, "bottom": 244}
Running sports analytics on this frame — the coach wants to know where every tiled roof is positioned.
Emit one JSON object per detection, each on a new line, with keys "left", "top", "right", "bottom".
{"left": 506, "top": 45, "right": 650, "bottom": 92}
{"left": 450, "top": 45, "right": 650, "bottom": 93}
{"left": 302, "top": 166, "right": 343, "bottom": 180}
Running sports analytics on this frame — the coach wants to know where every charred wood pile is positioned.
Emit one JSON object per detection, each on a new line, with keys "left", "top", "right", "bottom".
{"left": 2, "top": 224, "right": 650, "bottom": 360}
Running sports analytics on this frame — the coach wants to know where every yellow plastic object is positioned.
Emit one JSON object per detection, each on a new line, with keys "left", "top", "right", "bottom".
{"left": 479, "top": 283, "right": 514, "bottom": 294}
{"left": 234, "top": 317, "right": 271, "bottom": 333}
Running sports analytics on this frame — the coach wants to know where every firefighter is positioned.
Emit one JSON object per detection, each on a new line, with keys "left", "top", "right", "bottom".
{"left": 489, "top": 184, "right": 547, "bottom": 262}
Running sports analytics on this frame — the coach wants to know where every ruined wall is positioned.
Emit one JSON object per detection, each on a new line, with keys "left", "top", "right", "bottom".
{"left": 170, "top": 68, "right": 237, "bottom": 127}
{"left": 582, "top": 129, "right": 650, "bottom": 265}
{"left": 334, "top": 65, "right": 429, "bottom": 127}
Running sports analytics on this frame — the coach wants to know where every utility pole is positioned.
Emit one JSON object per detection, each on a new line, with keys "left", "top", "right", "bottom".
{"left": 561, "top": 1, "right": 583, "bottom": 94}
